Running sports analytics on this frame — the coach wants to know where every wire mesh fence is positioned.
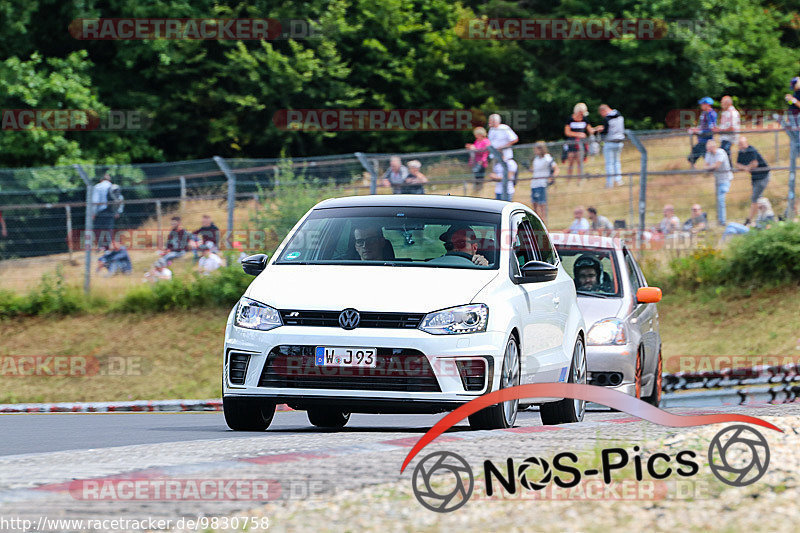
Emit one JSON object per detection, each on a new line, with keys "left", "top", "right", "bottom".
{"left": 1, "top": 125, "right": 797, "bottom": 294}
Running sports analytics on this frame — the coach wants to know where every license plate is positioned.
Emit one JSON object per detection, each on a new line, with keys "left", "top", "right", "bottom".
{"left": 315, "top": 347, "right": 377, "bottom": 367}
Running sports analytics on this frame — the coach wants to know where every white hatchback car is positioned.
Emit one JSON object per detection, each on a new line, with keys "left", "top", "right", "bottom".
{"left": 223, "top": 195, "right": 586, "bottom": 430}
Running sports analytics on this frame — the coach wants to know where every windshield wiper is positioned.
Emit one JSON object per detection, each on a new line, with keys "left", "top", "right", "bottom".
{"left": 576, "top": 290, "right": 612, "bottom": 299}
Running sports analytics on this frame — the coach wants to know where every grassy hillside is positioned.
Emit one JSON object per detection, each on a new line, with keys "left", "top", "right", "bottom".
{"left": 1, "top": 285, "right": 798, "bottom": 403}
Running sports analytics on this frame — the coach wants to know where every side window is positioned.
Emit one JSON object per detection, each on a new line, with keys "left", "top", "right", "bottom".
{"left": 526, "top": 213, "right": 558, "bottom": 265}
{"left": 624, "top": 250, "right": 642, "bottom": 293}
{"left": 512, "top": 215, "right": 539, "bottom": 269}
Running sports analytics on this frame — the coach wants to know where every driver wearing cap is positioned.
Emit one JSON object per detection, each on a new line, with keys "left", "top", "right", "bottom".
{"left": 437, "top": 225, "right": 489, "bottom": 266}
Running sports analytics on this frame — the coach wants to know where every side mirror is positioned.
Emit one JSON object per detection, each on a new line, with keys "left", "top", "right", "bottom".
{"left": 242, "top": 254, "right": 269, "bottom": 276}
{"left": 636, "top": 286, "right": 662, "bottom": 304}
{"left": 517, "top": 260, "right": 558, "bottom": 283}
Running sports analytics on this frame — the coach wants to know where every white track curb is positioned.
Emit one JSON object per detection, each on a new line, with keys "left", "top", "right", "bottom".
{"left": 0, "top": 399, "right": 293, "bottom": 413}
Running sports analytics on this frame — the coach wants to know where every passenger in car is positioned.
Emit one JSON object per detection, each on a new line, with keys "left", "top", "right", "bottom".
{"left": 573, "top": 255, "right": 603, "bottom": 291}
{"left": 353, "top": 223, "right": 392, "bottom": 261}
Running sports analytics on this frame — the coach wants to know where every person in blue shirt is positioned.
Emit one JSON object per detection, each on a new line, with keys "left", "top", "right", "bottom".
{"left": 687, "top": 97, "right": 717, "bottom": 167}
{"left": 96, "top": 241, "right": 132, "bottom": 276}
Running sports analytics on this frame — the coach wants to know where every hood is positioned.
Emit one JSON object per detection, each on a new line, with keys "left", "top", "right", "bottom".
{"left": 576, "top": 296, "right": 625, "bottom": 327}
{"left": 246, "top": 265, "right": 498, "bottom": 313}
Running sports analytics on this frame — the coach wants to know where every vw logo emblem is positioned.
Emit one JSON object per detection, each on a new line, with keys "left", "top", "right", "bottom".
{"left": 708, "top": 425, "right": 770, "bottom": 487}
{"left": 338, "top": 308, "right": 360, "bottom": 330}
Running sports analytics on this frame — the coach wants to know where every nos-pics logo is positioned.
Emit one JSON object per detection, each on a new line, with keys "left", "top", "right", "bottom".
{"left": 411, "top": 425, "right": 770, "bottom": 513}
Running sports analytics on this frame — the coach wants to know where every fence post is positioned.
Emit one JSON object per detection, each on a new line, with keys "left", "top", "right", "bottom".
{"left": 775, "top": 129, "right": 780, "bottom": 164}
{"left": 354, "top": 152, "right": 378, "bottom": 194}
{"left": 789, "top": 138, "right": 797, "bottom": 219}
{"left": 578, "top": 141, "right": 585, "bottom": 179}
{"left": 65, "top": 205, "right": 73, "bottom": 263}
{"left": 213, "top": 156, "right": 236, "bottom": 249}
{"left": 155, "top": 200, "right": 163, "bottom": 249}
{"left": 179, "top": 175, "right": 186, "bottom": 215}
{"left": 73, "top": 164, "right": 92, "bottom": 294}
{"left": 625, "top": 131, "right": 647, "bottom": 248}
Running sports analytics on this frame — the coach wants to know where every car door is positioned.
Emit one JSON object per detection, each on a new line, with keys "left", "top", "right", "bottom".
{"left": 508, "top": 211, "right": 563, "bottom": 384}
{"left": 623, "top": 247, "right": 657, "bottom": 377}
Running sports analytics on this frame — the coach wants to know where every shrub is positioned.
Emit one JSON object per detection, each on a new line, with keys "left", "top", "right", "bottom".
{"left": 0, "top": 267, "right": 91, "bottom": 318}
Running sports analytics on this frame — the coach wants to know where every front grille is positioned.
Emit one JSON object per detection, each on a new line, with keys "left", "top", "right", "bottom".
{"left": 228, "top": 352, "right": 251, "bottom": 385}
{"left": 455, "top": 359, "right": 488, "bottom": 391}
{"left": 258, "top": 346, "right": 441, "bottom": 392}
{"left": 279, "top": 310, "right": 425, "bottom": 329}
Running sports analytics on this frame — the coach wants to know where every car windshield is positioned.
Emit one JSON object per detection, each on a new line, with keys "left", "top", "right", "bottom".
{"left": 555, "top": 246, "right": 622, "bottom": 297}
{"left": 274, "top": 206, "right": 501, "bottom": 269}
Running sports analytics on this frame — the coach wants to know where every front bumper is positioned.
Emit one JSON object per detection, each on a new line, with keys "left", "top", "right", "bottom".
{"left": 223, "top": 324, "right": 509, "bottom": 404}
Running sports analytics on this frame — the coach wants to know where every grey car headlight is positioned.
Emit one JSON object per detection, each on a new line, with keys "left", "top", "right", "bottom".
{"left": 235, "top": 297, "right": 282, "bottom": 331}
{"left": 587, "top": 318, "right": 627, "bottom": 345}
{"left": 419, "top": 304, "right": 488, "bottom": 335}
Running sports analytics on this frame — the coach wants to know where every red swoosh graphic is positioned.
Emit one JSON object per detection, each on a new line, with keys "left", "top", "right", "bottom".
{"left": 400, "top": 383, "right": 782, "bottom": 473}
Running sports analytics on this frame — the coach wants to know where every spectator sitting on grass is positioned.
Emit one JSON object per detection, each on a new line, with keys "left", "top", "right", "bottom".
{"left": 657, "top": 204, "right": 681, "bottom": 235}
{"left": 197, "top": 243, "right": 224, "bottom": 275}
{"left": 96, "top": 241, "right": 132, "bottom": 276}
{"left": 722, "top": 197, "right": 776, "bottom": 240}
{"left": 160, "top": 216, "right": 191, "bottom": 264}
{"left": 683, "top": 204, "right": 708, "bottom": 234}
{"left": 567, "top": 206, "right": 590, "bottom": 233}
{"left": 192, "top": 214, "right": 220, "bottom": 252}
{"left": 144, "top": 258, "right": 172, "bottom": 282}
{"left": 587, "top": 206, "right": 614, "bottom": 235}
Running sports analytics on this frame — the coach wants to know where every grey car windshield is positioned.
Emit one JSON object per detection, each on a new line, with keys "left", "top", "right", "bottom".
{"left": 555, "top": 246, "right": 622, "bottom": 297}
{"left": 275, "top": 206, "right": 501, "bottom": 269}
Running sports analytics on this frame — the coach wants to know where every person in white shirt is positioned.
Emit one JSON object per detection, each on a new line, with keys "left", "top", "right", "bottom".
{"left": 488, "top": 159, "right": 517, "bottom": 200}
{"left": 530, "top": 141, "right": 558, "bottom": 221}
{"left": 198, "top": 243, "right": 224, "bottom": 275}
{"left": 568, "top": 206, "right": 591, "bottom": 233}
{"left": 487, "top": 114, "right": 519, "bottom": 162}
{"left": 658, "top": 204, "right": 681, "bottom": 235}
{"left": 144, "top": 258, "right": 172, "bottom": 282}
{"left": 704, "top": 139, "right": 734, "bottom": 225}
{"left": 714, "top": 95, "right": 740, "bottom": 163}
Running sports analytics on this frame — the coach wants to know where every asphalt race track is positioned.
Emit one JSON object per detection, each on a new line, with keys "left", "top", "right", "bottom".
{"left": 1, "top": 403, "right": 798, "bottom": 532}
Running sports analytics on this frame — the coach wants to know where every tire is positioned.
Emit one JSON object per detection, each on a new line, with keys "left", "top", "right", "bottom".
{"left": 469, "top": 335, "right": 520, "bottom": 430}
{"left": 307, "top": 407, "right": 351, "bottom": 428}
{"left": 223, "top": 396, "right": 276, "bottom": 431}
{"left": 642, "top": 348, "right": 663, "bottom": 407}
{"left": 540, "top": 337, "right": 587, "bottom": 425}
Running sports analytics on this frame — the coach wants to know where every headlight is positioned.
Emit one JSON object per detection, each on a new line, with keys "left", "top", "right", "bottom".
{"left": 419, "top": 304, "right": 488, "bottom": 335}
{"left": 234, "top": 297, "right": 282, "bottom": 331}
{"left": 587, "top": 318, "right": 627, "bottom": 345}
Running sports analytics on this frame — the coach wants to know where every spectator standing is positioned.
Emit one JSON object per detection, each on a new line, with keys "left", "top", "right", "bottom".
{"left": 688, "top": 97, "right": 717, "bottom": 167}
{"left": 595, "top": 104, "right": 625, "bottom": 187}
{"left": 568, "top": 206, "right": 590, "bottom": 233}
{"left": 530, "top": 141, "right": 558, "bottom": 221}
{"left": 465, "top": 127, "right": 491, "bottom": 190}
{"left": 715, "top": 96, "right": 740, "bottom": 163}
{"left": 564, "top": 103, "right": 594, "bottom": 178}
{"left": 198, "top": 243, "right": 224, "bottom": 275}
{"left": 703, "top": 139, "right": 734, "bottom": 225}
{"left": 161, "top": 216, "right": 191, "bottom": 263}
{"left": 381, "top": 156, "right": 410, "bottom": 194}
{"left": 658, "top": 204, "right": 681, "bottom": 235}
{"left": 0, "top": 210, "right": 6, "bottom": 238}
{"left": 405, "top": 160, "right": 428, "bottom": 194}
{"left": 92, "top": 173, "right": 123, "bottom": 249}
{"left": 489, "top": 159, "right": 518, "bottom": 200}
{"left": 587, "top": 207, "right": 614, "bottom": 235}
{"left": 96, "top": 241, "right": 132, "bottom": 276}
{"left": 735, "top": 136, "right": 770, "bottom": 226}
{"left": 487, "top": 113, "right": 519, "bottom": 162}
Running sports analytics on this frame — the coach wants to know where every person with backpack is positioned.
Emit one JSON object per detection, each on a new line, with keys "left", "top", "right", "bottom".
{"left": 91, "top": 173, "right": 123, "bottom": 249}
